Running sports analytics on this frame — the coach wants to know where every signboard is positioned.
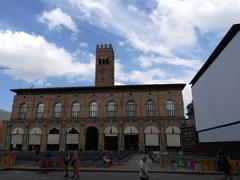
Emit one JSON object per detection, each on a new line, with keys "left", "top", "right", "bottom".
{"left": 145, "top": 134, "right": 159, "bottom": 146}
{"left": 67, "top": 134, "right": 78, "bottom": 144}
{"left": 47, "top": 134, "right": 60, "bottom": 144}
{"left": 11, "top": 135, "right": 23, "bottom": 145}
{"left": 29, "top": 135, "right": 41, "bottom": 145}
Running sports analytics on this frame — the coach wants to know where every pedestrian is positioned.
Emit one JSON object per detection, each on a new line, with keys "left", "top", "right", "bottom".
{"left": 71, "top": 151, "right": 80, "bottom": 178}
{"left": 217, "top": 150, "right": 233, "bottom": 180}
{"left": 35, "top": 147, "right": 40, "bottom": 163}
{"left": 138, "top": 156, "right": 150, "bottom": 180}
{"left": 64, "top": 152, "right": 70, "bottom": 177}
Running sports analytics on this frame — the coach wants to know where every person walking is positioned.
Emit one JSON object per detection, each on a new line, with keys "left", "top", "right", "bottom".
{"left": 138, "top": 156, "right": 150, "bottom": 180}
{"left": 217, "top": 150, "right": 233, "bottom": 180}
{"left": 71, "top": 151, "right": 80, "bottom": 178}
{"left": 64, "top": 152, "right": 70, "bottom": 177}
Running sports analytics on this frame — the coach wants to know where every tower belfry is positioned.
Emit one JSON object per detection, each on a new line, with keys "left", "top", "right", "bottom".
{"left": 95, "top": 44, "right": 114, "bottom": 86}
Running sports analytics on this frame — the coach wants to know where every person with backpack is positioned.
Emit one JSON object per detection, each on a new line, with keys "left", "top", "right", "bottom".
{"left": 217, "top": 150, "right": 233, "bottom": 180}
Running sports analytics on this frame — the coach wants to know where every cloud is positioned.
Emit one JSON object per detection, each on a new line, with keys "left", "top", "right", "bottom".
{"left": 66, "top": 0, "right": 240, "bottom": 57}
{"left": 37, "top": 8, "right": 77, "bottom": 32}
{"left": 137, "top": 55, "right": 203, "bottom": 71}
{"left": 115, "top": 58, "right": 196, "bottom": 113}
{"left": 78, "top": 42, "right": 88, "bottom": 48}
{"left": 0, "top": 30, "right": 94, "bottom": 84}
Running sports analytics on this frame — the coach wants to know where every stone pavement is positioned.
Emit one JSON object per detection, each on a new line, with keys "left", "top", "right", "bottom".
{"left": 0, "top": 170, "right": 229, "bottom": 180}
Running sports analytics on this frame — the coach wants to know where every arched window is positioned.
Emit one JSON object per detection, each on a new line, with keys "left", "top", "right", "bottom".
{"left": 102, "top": 59, "right": 105, "bottom": 65}
{"left": 126, "top": 101, "right": 136, "bottom": 117}
{"left": 53, "top": 103, "right": 62, "bottom": 119}
{"left": 90, "top": 102, "right": 98, "bottom": 117}
{"left": 18, "top": 103, "right": 27, "bottom": 120}
{"left": 36, "top": 103, "right": 45, "bottom": 119}
{"left": 98, "top": 59, "right": 101, "bottom": 65}
{"left": 146, "top": 100, "right": 155, "bottom": 117}
{"left": 107, "top": 101, "right": 117, "bottom": 117}
{"left": 71, "top": 102, "right": 80, "bottom": 118}
{"left": 166, "top": 100, "right": 175, "bottom": 116}
{"left": 106, "top": 58, "right": 109, "bottom": 64}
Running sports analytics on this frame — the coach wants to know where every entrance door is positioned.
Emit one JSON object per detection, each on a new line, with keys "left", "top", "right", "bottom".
{"left": 104, "top": 126, "right": 118, "bottom": 151}
{"left": 85, "top": 127, "right": 98, "bottom": 151}
{"left": 47, "top": 128, "right": 60, "bottom": 151}
{"left": 124, "top": 135, "right": 138, "bottom": 151}
{"left": 66, "top": 128, "right": 79, "bottom": 151}
{"left": 123, "top": 126, "right": 139, "bottom": 151}
{"left": 104, "top": 136, "right": 118, "bottom": 151}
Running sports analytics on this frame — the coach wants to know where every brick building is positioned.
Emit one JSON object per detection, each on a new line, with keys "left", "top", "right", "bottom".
{"left": 8, "top": 44, "right": 185, "bottom": 152}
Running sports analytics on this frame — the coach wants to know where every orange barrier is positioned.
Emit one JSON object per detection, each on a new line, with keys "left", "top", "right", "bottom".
{"left": 0, "top": 155, "right": 16, "bottom": 169}
{"left": 229, "top": 160, "right": 240, "bottom": 173}
{"left": 199, "top": 160, "right": 215, "bottom": 172}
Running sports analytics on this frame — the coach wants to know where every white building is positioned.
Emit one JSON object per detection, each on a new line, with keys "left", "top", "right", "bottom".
{"left": 190, "top": 24, "right": 240, "bottom": 152}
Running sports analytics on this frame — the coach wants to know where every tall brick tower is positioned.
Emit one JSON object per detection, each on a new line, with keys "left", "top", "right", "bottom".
{"left": 95, "top": 44, "right": 114, "bottom": 86}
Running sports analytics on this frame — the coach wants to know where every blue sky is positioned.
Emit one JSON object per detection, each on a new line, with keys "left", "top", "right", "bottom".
{"left": 0, "top": 0, "right": 240, "bottom": 112}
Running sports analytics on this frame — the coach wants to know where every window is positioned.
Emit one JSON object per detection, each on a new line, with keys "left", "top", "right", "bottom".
{"left": 98, "top": 59, "right": 101, "bottom": 65}
{"left": 90, "top": 102, "right": 98, "bottom": 117}
{"left": 36, "top": 103, "right": 45, "bottom": 119}
{"left": 53, "top": 103, "right": 62, "bottom": 119}
{"left": 18, "top": 103, "right": 27, "bottom": 120}
{"left": 71, "top": 102, "right": 80, "bottom": 118}
{"left": 166, "top": 100, "right": 175, "bottom": 116}
{"left": 106, "top": 58, "right": 109, "bottom": 64}
{"left": 126, "top": 101, "right": 136, "bottom": 117}
{"left": 146, "top": 100, "right": 155, "bottom": 117}
{"left": 107, "top": 101, "right": 117, "bottom": 117}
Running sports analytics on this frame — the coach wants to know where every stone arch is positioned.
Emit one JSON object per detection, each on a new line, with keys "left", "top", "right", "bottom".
{"left": 104, "top": 126, "right": 119, "bottom": 151}
{"left": 85, "top": 126, "right": 99, "bottom": 151}
{"left": 28, "top": 127, "right": 42, "bottom": 151}
{"left": 123, "top": 126, "right": 139, "bottom": 151}
{"left": 47, "top": 127, "right": 60, "bottom": 151}
{"left": 144, "top": 126, "right": 160, "bottom": 151}
{"left": 165, "top": 126, "right": 181, "bottom": 150}
{"left": 66, "top": 127, "right": 79, "bottom": 151}
{"left": 11, "top": 127, "right": 24, "bottom": 150}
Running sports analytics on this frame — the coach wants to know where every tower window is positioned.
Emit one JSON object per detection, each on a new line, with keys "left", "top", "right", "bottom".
{"left": 106, "top": 58, "right": 109, "bottom": 64}
{"left": 98, "top": 59, "right": 102, "bottom": 65}
{"left": 103, "top": 59, "right": 105, "bottom": 65}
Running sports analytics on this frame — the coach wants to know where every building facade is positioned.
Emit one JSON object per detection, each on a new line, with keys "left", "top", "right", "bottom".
{"left": 8, "top": 44, "right": 186, "bottom": 152}
{"left": 190, "top": 24, "right": 240, "bottom": 154}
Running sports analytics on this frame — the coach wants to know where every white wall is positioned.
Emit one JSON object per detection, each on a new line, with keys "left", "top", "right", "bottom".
{"left": 192, "top": 32, "right": 240, "bottom": 142}
{"left": 198, "top": 123, "right": 240, "bottom": 142}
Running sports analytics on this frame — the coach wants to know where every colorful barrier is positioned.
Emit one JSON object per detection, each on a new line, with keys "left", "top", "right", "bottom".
{"left": 229, "top": 160, "right": 240, "bottom": 173}
{"left": 176, "top": 158, "right": 240, "bottom": 173}
{"left": 0, "top": 155, "right": 16, "bottom": 170}
{"left": 199, "top": 160, "right": 215, "bottom": 172}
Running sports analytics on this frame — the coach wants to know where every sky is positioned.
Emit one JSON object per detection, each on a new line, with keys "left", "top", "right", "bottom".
{"left": 0, "top": 0, "right": 240, "bottom": 113}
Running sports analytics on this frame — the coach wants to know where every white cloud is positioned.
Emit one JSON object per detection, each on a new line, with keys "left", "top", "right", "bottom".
{"left": 67, "top": 0, "right": 240, "bottom": 57}
{"left": 0, "top": 30, "right": 94, "bottom": 84}
{"left": 115, "top": 58, "right": 196, "bottom": 113}
{"left": 37, "top": 8, "right": 77, "bottom": 32}
{"left": 78, "top": 42, "right": 88, "bottom": 48}
{"left": 137, "top": 55, "right": 203, "bottom": 71}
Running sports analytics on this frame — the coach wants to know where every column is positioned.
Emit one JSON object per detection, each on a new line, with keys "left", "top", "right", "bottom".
{"left": 60, "top": 123, "right": 66, "bottom": 151}
{"left": 41, "top": 126, "right": 47, "bottom": 151}
{"left": 98, "top": 124, "right": 104, "bottom": 150}
{"left": 139, "top": 124, "right": 144, "bottom": 152}
{"left": 119, "top": 123, "right": 124, "bottom": 151}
